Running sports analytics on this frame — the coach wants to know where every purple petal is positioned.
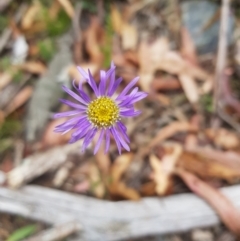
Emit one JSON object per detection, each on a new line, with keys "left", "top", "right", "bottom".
{"left": 69, "top": 122, "right": 91, "bottom": 143}
{"left": 120, "top": 109, "right": 141, "bottom": 117}
{"left": 72, "top": 80, "right": 91, "bottom": 103}
{"left": 127, "top": 92, "right": 148, "bottom": 105}
{"left": 110, "top": 127, "right": 122, "bottom": 154}
{"left": 82, "top": 127, "right": 97, "bottom": 152}
{"left": 77, "top": 66, "right": 89, "bottom": 80}
{"left": 94, "top": 129, "right": 104, "bottom": 154}
{"left": 112, "top": 127, "right": 130, "bottom": 152}
{"left": 105, "top": 129, "right": 110, "bottom": 153}
{"left": 116, "top": 77, "right": 139, "bottom": 100}
{"left": 54, "top": 115, "right": 87, "bottom": 132}
{"left": 117, "top": 122, "right": 130, "bottom": 143}
{"left": 108, "top": 77, "right": 123, "bottom": 96}
{"left": 107, "top": 62, "right": 116, "bottom": 96}
{"left": 62, "top": 85, "right": 88, "bottom": 105}
{"left": 60, "top": 99, "right": 87, "bottom": 111}
{"left": 54, "top": 110, "right": 81, "bottom": 118}
{"left": 99, "top": 70, "right": 106, "bottom": 96}
{"left": 88, "top": 69, "right": 99, "bottom": 96}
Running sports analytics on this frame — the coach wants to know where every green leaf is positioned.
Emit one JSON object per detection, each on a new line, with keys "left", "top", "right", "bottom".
{"left": 7, "top": 224, "right": 37, "bottom": 241}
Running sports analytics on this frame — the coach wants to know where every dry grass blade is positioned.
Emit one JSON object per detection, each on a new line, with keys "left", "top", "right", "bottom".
{"left": 177, "top": 168, "right": 240, "bottom": 236}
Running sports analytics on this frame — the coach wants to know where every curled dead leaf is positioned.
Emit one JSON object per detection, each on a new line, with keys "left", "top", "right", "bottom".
{"left": 178, "top": 151, "right": 240, "bottom": 182}
{"left": 176, "top": 168, "right": 240, "bottom": 236}
{"left": 4, "top": 86, "right": 33, "bottom": 116}
{"left": 150, "top": 143, "right": 182, "bottom": 195}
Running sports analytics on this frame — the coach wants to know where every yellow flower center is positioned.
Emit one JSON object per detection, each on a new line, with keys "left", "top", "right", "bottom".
{"left": 87, "top": 96, "right": 119, "bottom": 128}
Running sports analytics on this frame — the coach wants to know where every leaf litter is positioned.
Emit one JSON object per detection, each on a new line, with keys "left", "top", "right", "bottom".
{"left": 1, "top": 0, "right": 240, "bottom": 240}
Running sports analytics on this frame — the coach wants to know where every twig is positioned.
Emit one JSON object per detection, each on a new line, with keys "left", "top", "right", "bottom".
{"left": 0, "top": 184, "right": 240, "bottom": 241}
{"left": 23, "top": 221, "right": 81, "bottom": 241}
{"left": 214, "top": 0, "right": 230, "bottom": 113}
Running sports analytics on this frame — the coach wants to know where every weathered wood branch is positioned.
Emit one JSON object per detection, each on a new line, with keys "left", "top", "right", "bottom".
{"left": 7, "top": 142, "right": 81, "bottom": 188}
{"left": 0, "top": 185, "right": 240, "bottom": 241}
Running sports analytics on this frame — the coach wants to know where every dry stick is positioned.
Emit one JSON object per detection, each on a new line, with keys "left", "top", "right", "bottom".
{"left": 0, "top": 184, "right": 240, "bottom": 241}
{"left": 214, "top": 0, "right": 230, "bottom": 113}
{"left": 23, "top": 221, "right": 81, "bottom": 241}
{"left": 7, "top": 142, "right": 82, "bottom": 188}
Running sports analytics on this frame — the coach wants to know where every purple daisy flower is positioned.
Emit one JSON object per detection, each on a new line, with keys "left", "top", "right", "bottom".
{"left": 54, "top": 62, "right": 147, "bottom": 154}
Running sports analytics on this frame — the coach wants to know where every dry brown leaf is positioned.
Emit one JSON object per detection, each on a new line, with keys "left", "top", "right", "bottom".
{"left": 42, "top": 118, "right": 71, "bottom": 147}
{"left": 111, "top": 153, "right": 133, "bottom": 182}
{"left": 158, "top": 51, "right": 210, "bottom": 81}
{"left": 140, "top": 181, "right": 156, "bottom": 196}
{"left": 150, "top": 143, "right": 182, "bottom": 195}
{"left": 152, "top": 76, "right": 181, "bottom": 91}
{"left": 84, "top": 17, "right": 103, "bottom": 64}
{"left": 89, "top": 163, "right": 105, "bottom": 199}
{"left": 109, "top": 153, "right": 140, "bottom": 200}
{"left": 177, "top": 168, "right": 240, "bottom": 236}
{"left": 186, "top": 146, "right": 240, "bottom": 173}
{"left": 56, "top": 0, "right": 74, "bottom": 18}
{"left": 138, "top": 37, "right": 170, "bottom": 92}
{"left": 0, "top": 72, "right": 12, "bottom": 91}
{"left": 180, "top": 27, "right": 198, "bottom": 65}
{"left": 178, "top": 151, "right": 240, "bottom": 181}
{"left": 121, "top": 23, "right": 138, "bottom": 50}
{"left": 18, "top": 61, "right": 47, "bottom": 75}
{"left": 21, "top": 3, "right": 41, "bottom": 30}
{"left": 4, "top": 86, "right": 33, "bottom": 116}
{"left": 109, "top": 181, "right": 140, "bottom": 200}
{"left": 111, "top": 5, "right": 123, "bottom": 34}
{"left": 179, "top": 74, "right": 199, "bottom": 104}
{"left": 144, "top": 121, "right": 198, "bottom": 154}
{"left": 205, "top": 128, "right": 240, "bottom": 150}
{"left": 155, "top": 93, "right": 171, "bottom": 106}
